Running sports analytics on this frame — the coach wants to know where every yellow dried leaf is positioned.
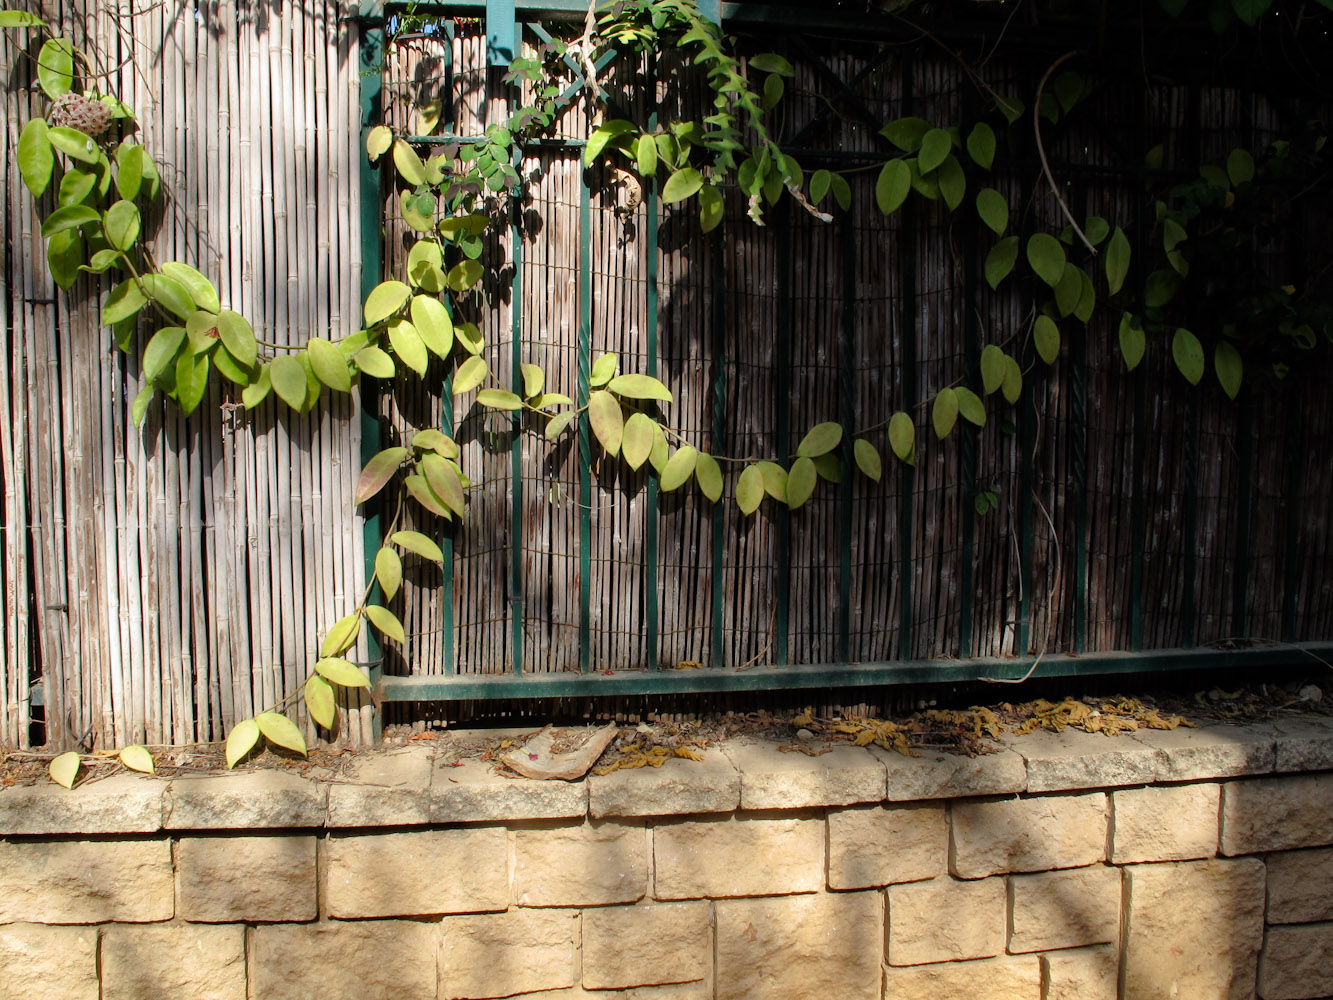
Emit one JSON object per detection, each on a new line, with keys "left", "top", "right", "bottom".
{"left": 852, "top": 729, "right": 876, "bottom": 747}
{"left": 673, "top": 747, "right": 704, "bottom": 761}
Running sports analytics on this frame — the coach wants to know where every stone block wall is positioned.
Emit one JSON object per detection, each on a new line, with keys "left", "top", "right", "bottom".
{"left": 1, "top": 717, "right": 1332, "bottom": 998}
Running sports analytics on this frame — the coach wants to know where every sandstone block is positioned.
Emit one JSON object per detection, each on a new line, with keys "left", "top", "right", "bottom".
{"left": 252, "top": 920, "right": 437, "bottom": 1000}
{"left": 1258, "top": 922, "right": 1333, "bottom": 1000}
{"left": 583, "top": 901, "right": 710, "bottom": 989}
{"left": 1129, "top": 724, "right": 1274, "bottom": 781}
{"left": 589, "top": 749, "right": 739, "bottom": 818}
{"left": 887, "top": 876, "right": 1005, "bottom": 965}
{"left": 1272, "top": 715, "right": 1333, "bottom": 772}
{"left": 827, "top": 802, "right": 947, "bottom": 890}
{"left": 715, "top": 891, "right": 882, "bottom": 1000}
{"left": 1004, "top": 727, "right": 1161, "bottom": 792}
{"left": 165, "top": 770, "right": 326, "bottom": 829}
{"left": 1122, "top": 857, "right": 1265, "bottom": 1000}
{"left": 950, "top": 792, "right": 1107, "bottom": 879}
{"left": 327, "top": 746, "right": 432, "bottom": 826}
{"left": 881, "top": 955, "right": 1042, "bottom": 1000}
{"left": 101, "top": 924, "right": 245, "bottom": 1000}
{"left": 654, "top": 813, "right": 823, "bottom": 899}
{"left": 433, "top": 756, "right": 587, "bottom": 823}
{"left": 440, "top": 908, "right": 578, "bottom": 999}
{"left": 1007, "top": 865, "right": 1120, "bottom": 953}
{"left": 0, "top": 774, "right": 164, "bottom": 835}
{"left": 326, "top": 827, "right": 508, "bottom": 917}
{"left": 870, "top": 743, "right": 1026, "bottom": 801}
{"left": 722, "top": 741, "right": 885, "bottom": 809}
{"left": 516, "top": 986, "right": 710, "bottom": 1000}
{"left": 0, "top": 837, "right": 172, "bottom": 923}
{"left": 1043, "top": 945, "right": 1118, "bottom": 1000}
{"left": 1221, "top": 774, "right": 1333, "bottom": 855}
{"left": 0, "top": 923, "right": 98, "bottom": 1000}
{"left": 1112, "top": 782, "right": 1220, "bottom": 863}
{"left": 1266, "top": 847, "right": 1333, "bottom": 924}
{"left": 513, "top": 819, "right": 647, "bottom": 906}
{"left": 177, "top": 834, "right": 316, "bottom": 922}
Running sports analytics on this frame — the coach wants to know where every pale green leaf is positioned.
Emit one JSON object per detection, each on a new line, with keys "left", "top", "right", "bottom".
{"left": 735, "top": 464, "right": 764, "bottom": 514}
{"left": 588, "top": 390, "right": 624, "bottom": 456}
{"left": 18, "top": 118, "right": 54, "bottom": 197}
{"left": 786, "top": 456, "right": 817, "bottom": 509}
{"left": 410, "top": 295, "right": 454, "bottom": 358}
{"left": 796, "top": 421, "right": 842, "bottom": 458}
{"left": 0, "top": 10, "right": 47, "bottom": 27}
{"left": 421, "top": 453, "right": 466, "bottom": 517}
{"left": 270, "top": 354, "right": 308, "bottom": 409}
{"left": 38, "top": 38, "right": 74, "bottom": 99}
{"left": 354, "top": 446, "right": 408, "bottom": 504}
{"left": 932, "top": 388, "right": 959, "bottom": 439}
{"left": 452, "top": 355, "right": 488, "bottom": 395}
{"left": 521, "top": 363, "right": 544, "bottom": 399}
{"left": 174, "top": 351, "right": 210, "bottom": 415}
{"left": 1034, "top": 315, "right": 1061, "bottom": 364}
{"left": 888, "top": 411, "right": 915, "bottom": 465}
{"left": 375, "top": 546, "right": 403, "bottom": 601}
{"left": 320, "top": 613, "right": 362, "bottom": 657}
{"left": 1227, "top": 147, "right": 1255, "bottom": 185}
{"left": 476, "top": 388, "right": 522, "bottom": 410}
{"left": 160, "top": 262, "right": 221, "bottom": 313}
{"left": 749, "top": 52, "right": 795, "bottom": 76}
{"left": 308, "top": 337, "right": 352, "bottom": 392}
{"left": 216, "top": 311, "right": 257, "bottom": 369}
{"left": 662, "top": 167, "right": 703, "bottom": 205}
{"left": 391, "top": 530, "right": 444, "bottom": 564}
{"left": 1054, "top": 262, "right": 1082, "bottom": 318}
{"left": 955, "top": 387, "right": 986, "bottom": 427}
{"left": 225, "top": 719, "right": 260, "bottom": 768}
{"left": 756, "top": 461, "right": 787, "bottom": 500}
{"left": 854, "top": 439, "right": 882, "bottom": 482}
{"left": 257, "top": 712, "right": 307, "bottom": 756}
{"left": 1172, "top": 327, "right": 1204, "bottom": 385}
{"left": 1144, "top": 269, "right": 1180, "bottom": 308}
{"left": 590, "top": 352, "right": 618, "bottom": 387}
{"left": 649, "top": 422, "right": 669, "bottom": 474}
{"left": 364, "top": 280, "right": 411, "bottom": 326}
{"left": 365, "top": 604, "right": 406, "bottom": 644}
{"left": 607, "top": 373, "right": 673, "bottom": 402}
{"left": 49, "top": 751, "right": 80, "bottom": 788}
{"left": 131, "top": 385, "right": 154, "bottom": 427}
{"left": 140, "top": 273, "right": 197, "bottom": 320}
{"left": 366, "top": 124, "right": 393, "bottom": 160}
{"left": 546, "top": 412, "right": 575, "bottom": 440}
{"left": 387, "top": 319, "right": 429, "bottom": 376}
{"left": 695, "top": 452, "right": 723, "bottom": 502}
{"left": 355, "top": 346, "right": 396, "bottom": 379}
{"left": 1001, "top": 355, "right": 1023, "bottom": 404}
{"left": 304, "top": 675, "right": 336, "bottom": 730}
{"left": 315, "top": 657, "right": 372, "bottom": 688}
{"left": 699, "top": 183, "right": 724, "bottom": 233}
{"left": 118, "top": 745, "right": 154, "bottom": 774}
{"left": 980, "top": 345, "right": 1006, "bottom": 395}
{"left": 393, "top": 139, "right": 426, "bottom": 186}
{"left": 622, "top": 412, "right": 655, "bottom": 470}
{"left": 881, "top": 116, "right": 930, "bottom": 153}
{"left": 660, "top": 445, "right": 697, "bottom": 492}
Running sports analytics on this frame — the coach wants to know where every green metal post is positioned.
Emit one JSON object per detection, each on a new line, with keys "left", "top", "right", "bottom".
{"left": 837, "top": 219, "right": 855, "bottom": 663}
{"left": 710, "top": 231, "right": 727, "bottom": 668}
{"left": 645, "top": 100, "right": 661, "bottom": 670}
{"left": 774, "top": 208, "right": 792, "bottom": 665}
{"left": 577, "top": 173, "right": 593, "bottom": 673}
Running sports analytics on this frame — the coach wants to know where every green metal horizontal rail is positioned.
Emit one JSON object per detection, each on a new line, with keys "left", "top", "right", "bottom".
{"left": 373, "top": 643, "right": 1333, "bottom": 701}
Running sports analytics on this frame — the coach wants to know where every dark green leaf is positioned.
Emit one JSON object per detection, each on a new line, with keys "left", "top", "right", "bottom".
{"left": 102, "top": 278, "right": 148, "bottom": 326}
{"left": 965, "top": 122, "right": 995, "bottom": 170}
{"left": 985, "top": 236, "right": 1020, "bottom": 290}
{"left": 18, "top": 118, "right": 54, "bottom": 197}
{"left": 1215, "top": 341, "right": 1243, "bottom": 399}
{"left": 37, "top": 38, "right": 74, "bottom": 99}
{"left": 1172, "top": 327, "right": 1204, "bottom": 384}
{"left": 1105, "top": 227, "right": 1131, "bottom": 295}
{"left": 662, "top": 167, "right": 704, "bottom": 205}
{"left": 874, "top": 160, "right": 911, "bottom": 215}
{"left": 1034, "top": 314, "right": 1061, "bottom": 364}
{"left": 1027, "top": 233, "right": 1067, "bottom": 287}
{"left": 976, "top": 188, "right": 1008, "bottom": 235}
{"left": 918, "top": 128, "right": 952, "bottom": 174}
{"left": 881, "top": 116, "right": 930, "bottom": 153}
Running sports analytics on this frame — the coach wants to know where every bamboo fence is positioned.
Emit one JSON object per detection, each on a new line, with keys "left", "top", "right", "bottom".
{"left": 1, "top": 7, "right": 1330, "bottom": 750}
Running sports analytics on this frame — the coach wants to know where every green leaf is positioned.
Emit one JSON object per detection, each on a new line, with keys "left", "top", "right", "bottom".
{"left": 660, "top": 445, "right": 697, "bottom": 492}
{"left": 1054, "top": 262, "right": 1082, "bottom": 318}
{"left": 392, "top": 139, "right": 427, "bottom": 186}
{"left": 476, "top": 388, "right": 522, "bottom": 410}
{"left": 975, "top": 188, "right": 1008, "bottom": 235}
{"left": 588, "top": 390, "right": 624, "bottom": 456}
{"left": 174, "top": 351, "right": 210, "bottom": 415}
{"left": 694, "top": 452, "right": 723, "bottom": 502}
{"left": 985, "top": 236, "right": 1020, "bottom": 290}
{"left": 47, "top": 125, "right": 99, "bottom": 163}
{"left": 584, "top": 119, "right": 636, "bottom": 165}
{"left": 1215, "top": 340, "right": 1243, "bottom": 399}
{"left": 366, "top": 124, "right": 393, "bottom": 160}
{"left": 530, "top": 392, "right": 574, "bottom": 410}
{"left": 545, "top": 411, "right": 575, "bottom": 440}
{"left": 756, "top": 461, "right": 787, "bottom": 500}
{"left": 980, "top": 345, "right": 1007, "bottom": 395}
{"left": 131, "top": 385, "right": 154, "bottom": 427}
{"left": 18, "top": 119, "right": 54, "bottom": 197}
{"left": 955, "top": 387, "right": 986, "bottom": 427}
{"left": 649, "top": 422, "right": 669, "bottom": 474}
{"left": 797, "top": 421, "right": 842, "bottom": 458}
{"left": 1144, "top": 269, "right": 1180, "bottom": 308}
{"left": 315, "top": 657, "right": 371, "bottom": 688}
{"left": 1105, "top": 227, "right": 1131, "bottom": 295}
{"left": 1001, "top": 355, "right": 1023, "bottom": 404}
{"left": 387, "top": 319, "right": 429, "bottom": 376}
{"left": 354, "top": 446, "right": 408, "bottom": 504}
{"left": 636, "top": 133, "right": 658, "bottom": 177}
{"left": 698, "top": 184, "right": 724, "bottom": 233}
{"left": 1027, "top": 233, "right": 1067, "bottom": 287}
{"left": 37, "top": 38, "right": 74, "bottom": 99}
{"left": 304, "top": 675, "right": 336, "bottom": 730}
{"left": 662, "top": 167, "right": 704, "bottom": 205}
{"left": 607, "top": 373, "right": 673, "bottom": 402}
{"left": 1034, "top": 315, "right": 1061, "bottom": 364}
{"left": 421, "top": 453, "right": 466, "bottom": 517}
{"left": 257, "top": 712, "right": 307, "bottom": 756}
{"left": 140, "top": 273, "right": 197, "bottom": 320}
{"left": 452, "top": 355, "right": 488, "bottom": 395}
{"left": 392, "top": 529, "right": 444, "bottom": 563}
{"left": 1073, "top": 268, "right": 1096, "bottom": 324}
{"left": 874, "top": 159, "right": 911, "bottom": 215}
{"left": 454, "top": 320, "right": 484, "bottom": 355}
{"left": 786, "top": 456, "right": 817, "bottom": 509}
{"left": 216, "top": 311, "right": 258, "bottom": 369}
{"left": 366, "top": 604, "right": 405, "bottom": 644}
{"left": 1119, "top": 313, "right": 1145, "bottom": 371}
{"left": 308, "top": 337, "right": 352, "bottom": 392}
{"left": 46, "top": 229, "right": 83, "bottom": 290}
{"left": 375, "top": 545, "right": 403, "bottom": 601}
{"left": 225, "top": 719, "right": 260, "bottom": 768}
{"left": 520, "top": 363, "right": 544, "bottom": 399}
{"left": 854, "top": 439, "right": 882, "bottom": 482}
{"left": 41, "top": 204, "right": 100, "bottom": 237}
{"left": 1231, "top": 0, "right": 1272, "bottom": 26}
{"left": 143, "top": 326, "right": 186, "bottom": 382}
{"left": 622, "top": 412, "right": 655, "bottom": 470}
{"left": 590, "top": 352, "right": 618, "bottom": 387}
{"left": 812, "top": 454, "right": 840, "bottom": 483}
{"left": 404, "top": 474, "right": 450, "bottom": 518}
{"left": 881, "top": 116, "right": 930, "bottom": 153}
{"left": 1172, "top": 327, "right": 1204, "bottom": 384}
{"left": 118, "top": 745, "right": 154, "bottom": 774}
{"left": 888, "top": 411, "right": 915, "bottom": 465}
{"left": 918, "top": 128, "right": 952, "bottom": 174}
{"left": 49, "top": 751, "right": 80, "bottom": 788}
{"left": 355, "top": 346, "right": 396, "bottom": 379}
{"left": 0, "top": 10, "right": 46, "bottom": 27}
{"left": 1084, "top": 216, "right": 1110, "bottom": 246}
{"left": 966, "top": 122, "right": 996, "bottom": 170}
{"left": 270, "top": 354, "right": 309, "bottom": 409}
{"left": 160, "top": 262, "right": 221, "bottom": 312}
{"left": 810, "top": 169, "right": 832, "bottom": 205}
{"left": 102, "top": 278, "right": 148, "bottom": 326}
{"left": 1226, "top": 146, "right": 1255, "bottom": 185}
{"left": 932, "top": 388, "right": 959, "bottom": 439}
{"left": 320, "top": 613, "right": 362, "bottom": 658}
{"left": 241, "top": 365, "right": 271, "bottom": 409}
{"left": 364, "top": 280, "right": 411, "bottom": 325}
{"left": 103, "top": 200, "right": 140, "bottom": 251}
{"left": 829, "top": 174, "right": 851, "bottom": 212}
{"left": 735, "top": 464, "right": 764, "bottom": 515}
{"left": 937, "top": 154, "right": 965, "bottom": 212}
{"left": 749, "top": 52, "right": 795, "bottom": 76}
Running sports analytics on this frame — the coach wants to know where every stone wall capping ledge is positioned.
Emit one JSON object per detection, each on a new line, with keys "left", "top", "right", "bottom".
{"left": 0, "top": 716, "right": 1328, "bottom": 834}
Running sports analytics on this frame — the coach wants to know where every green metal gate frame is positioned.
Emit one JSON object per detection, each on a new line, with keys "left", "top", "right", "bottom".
{"left": 354, "top": 0, "right": 1333, "bottom": 709}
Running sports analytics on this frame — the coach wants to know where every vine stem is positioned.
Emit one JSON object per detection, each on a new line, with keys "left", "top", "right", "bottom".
{"left": 1034, "top": 51, "right": 1098, "bottom": 256}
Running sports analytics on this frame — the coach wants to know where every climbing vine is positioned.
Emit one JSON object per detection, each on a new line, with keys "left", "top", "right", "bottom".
{"left": 3, "top": 0, "right": 1331, "bottom": 774}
